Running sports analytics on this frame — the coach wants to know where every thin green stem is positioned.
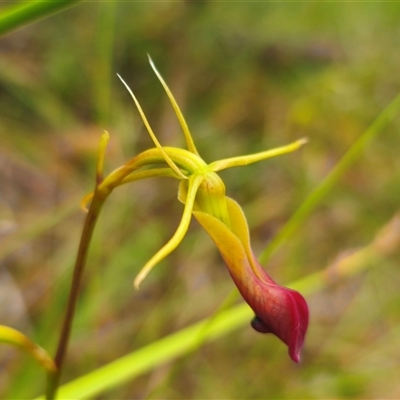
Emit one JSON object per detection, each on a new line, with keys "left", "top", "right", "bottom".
{"left": 0, "top": 0, "right": 83, "bottom": 37}
{"left": 46, "top": 190, "right": 106, "bottom": 400}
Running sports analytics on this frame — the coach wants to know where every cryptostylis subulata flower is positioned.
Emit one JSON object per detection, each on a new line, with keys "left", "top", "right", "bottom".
{"left": 86, "top": 57, "right": 309, "bottom": 362}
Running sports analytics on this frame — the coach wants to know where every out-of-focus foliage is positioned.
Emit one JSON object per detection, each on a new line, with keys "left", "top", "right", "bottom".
{"left": 1, "top": 2, "right": 400, "bottom": 399}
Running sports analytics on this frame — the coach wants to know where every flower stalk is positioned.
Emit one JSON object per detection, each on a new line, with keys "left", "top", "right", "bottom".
{"left": 46, "top": 133, "right": 110, "bottom": 400}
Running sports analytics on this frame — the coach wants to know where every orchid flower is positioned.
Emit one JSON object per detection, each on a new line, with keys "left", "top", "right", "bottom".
{"left": 85, "top": 57, "right": 309, "bottom": 362}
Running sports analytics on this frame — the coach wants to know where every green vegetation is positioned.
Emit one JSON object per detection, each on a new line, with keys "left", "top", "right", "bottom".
{"left": 1, "top": 2, "right": 400, "bottom": 399}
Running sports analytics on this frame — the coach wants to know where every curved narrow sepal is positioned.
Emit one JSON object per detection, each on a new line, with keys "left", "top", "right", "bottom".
{"left": 134, "top": 174, "right": 204, "bottom": 289}
{"left": 0, "top": 325, "right": 56, "bottom": 373}
{"left": 209, "top": 138, "right": 308, "bottom": 172}
{"left": 117, "top": 73, "right": 187, "bottom": 180}
{"left": 96, "top": 131, "right": 110, "bottom": 183}
{"left": 148, "top": 55, "right": 200, "bottom": 156}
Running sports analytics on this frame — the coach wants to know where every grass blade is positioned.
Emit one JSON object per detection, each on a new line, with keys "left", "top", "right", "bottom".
{"left": 0, "top": 0, "right": 83, "bottom": 37}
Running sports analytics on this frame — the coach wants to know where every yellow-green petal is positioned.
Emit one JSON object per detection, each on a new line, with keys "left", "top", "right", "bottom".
{"left": 209, "top": 138, "right": 308, "bottom": 172}
{"left": 148, "top": 55, "right": 200, "bottom": 156}
{"left": 96, "top": 131, "right": 110, "bottom": 183}
{"left": 117, "top": 73, "right": 187, "bottom": 180}
{"left": 134, "top": 174, "right": 205, "bottom": 288}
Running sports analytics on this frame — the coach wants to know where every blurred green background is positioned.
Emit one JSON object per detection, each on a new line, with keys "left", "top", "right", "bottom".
{"left": 1, "top": 1, "right": 400, "bottom": 399}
